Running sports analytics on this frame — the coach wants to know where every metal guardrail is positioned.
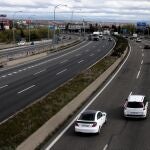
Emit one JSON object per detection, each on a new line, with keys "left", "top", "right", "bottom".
{"left": 0, "top": 37, "right": 82, "bottom": 67}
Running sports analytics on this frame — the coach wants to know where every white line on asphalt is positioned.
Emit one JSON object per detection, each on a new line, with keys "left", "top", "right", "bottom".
{"left": 18, "top": 70, "right": 22, "bottom": 72}
{"left": 34, "top": 69, "right": 46, "bottom": 75}
{"left": 136, "top": 66, "right": 142, "bottom": 79}
{"left": 17, "top": 85, "right": 36, "bottom": 94}
{"left": 129, "top": 92, "right": 132, "bottom": 96}
{"left": 45, "top": 43, "right": 131, "bottom": 150}
{"left": 0, "top": 85, "right": 8, "bottom": 89}
{"left": 13, "top": 72, "right": 17, "bottom": 74}
{"left": 56, "top": 69, "right": 67, "bottom": 75}
{"left": 89, "top": 54, "right": 94, "bottom": 56}
{"left": 142, "top": 49, "right": 144, "bottom": 52}
{"left": 1, "top": 75, "right": 6, "bottom": 78}
{"left": 142, "top": 53, "right": 144, "bottom": 57}
{"left": 141, "top": 60, "right": 143, "bottom": 65}
{"left": 136, "top": 70, "right": 141, "bottom": 79}
{"left": 60, "top": 60, "right": 68, "bottom": 64}
{"left": 75, "top": 54, "right": 81, "bottom": 57}
{"left": 78, "top": 60, "right": 84, "bottom": 64}
{"left": 103, "top": 144, "right": 108, "bottom": 150}
{"left": 8, "top": 73, "right": 12, "bottom": 76}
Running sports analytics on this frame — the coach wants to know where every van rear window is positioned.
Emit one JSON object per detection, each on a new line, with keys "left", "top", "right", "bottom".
{"left": 127, "top": 102, "right": 143, "bottom": 108}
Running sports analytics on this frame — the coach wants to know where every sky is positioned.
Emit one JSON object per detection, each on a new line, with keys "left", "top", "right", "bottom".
{"left": 0, "top": 0, "right": 150, "bottom": 22}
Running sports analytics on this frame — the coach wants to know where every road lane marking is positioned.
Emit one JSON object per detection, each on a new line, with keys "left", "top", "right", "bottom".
{"left": 136, "top": 70, "right": 141, "bottom": 79}
{"left": 89, "top": 54, "right": 94, "bottom": 56}
{"left": 129, "top": 92, "right": 132, "bottom": 96}
{"left": 34, "top": 69, "right": 46, "bottom": 75}
{"left": 142, "top": 49, "right": 144, "bottom": 52}
{"left": 60, "top": 60, "right": 68, "bottom": 64}
{"left": 0, "top": 85, "right": 8, "bottom": 89}
{"left": 141, "top": 60, "right": 143, "bottom": 65}
{"left": 136, "top": 66, "right": 142, "bottom": 79}
{"left": 1, "top": 75, "right": 7, "bottom": 78}
{"left": 78, "top": 60, "right": 84, "bottom": 64}
{"left": 75, "top": 54, "right": 81, "bottom": 57}
{"left": 103, "top": 144, "right": 108, "bottom": 150}
{"left": 8, "top": 73, "right": 13, "bottom": 76}
{"left": 142, "top": 53, "right": 144, "bottom": 57}
{"left": 56, "top": 69, "right": 67, "bottom": 75}
{"left": 13, "top": 72, "right": 17, "bottom": 74}
{"left": 45, "top": 42, "right": 130, "bottom": 150}
{"left": 17, "top": 85, "right": 36, "bottom": 94}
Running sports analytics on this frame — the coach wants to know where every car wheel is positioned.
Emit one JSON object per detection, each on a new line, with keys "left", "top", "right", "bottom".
{"left": 97, "top": 126, "right": 101, "bottom": 135}
{"left": 104, "top": 117, "right": 107, "bottom": 124}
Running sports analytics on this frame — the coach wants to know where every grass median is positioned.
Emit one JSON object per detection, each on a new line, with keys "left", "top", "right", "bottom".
{"left": 0, "top": 35, "right": 128, "bottom": 149}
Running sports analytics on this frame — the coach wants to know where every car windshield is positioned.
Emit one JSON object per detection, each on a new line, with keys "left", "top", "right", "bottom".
{"left": 79, "top": 113, "right": 95, "bottom": 121}
{"left": 127, "top": 102, "right": 143, "bottom": 108}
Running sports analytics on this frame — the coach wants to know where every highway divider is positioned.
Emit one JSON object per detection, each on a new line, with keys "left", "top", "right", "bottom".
{"left": 0, "top": 37, "right": 82, "bottom": 68}
{"left": 0, "top": 36, "right": 128, "bottom": 150}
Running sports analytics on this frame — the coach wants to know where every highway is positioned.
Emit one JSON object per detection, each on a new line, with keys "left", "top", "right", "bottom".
{"left": 0, "top": 37, "right": 115, "bottom": 122}
{"left": 44, "top": 39, "right": 150, "bottom": 150}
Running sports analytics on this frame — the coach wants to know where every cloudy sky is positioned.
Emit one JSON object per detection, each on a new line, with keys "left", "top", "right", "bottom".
{"left": 1, "top": 0, "right": 150, "bottom": 22}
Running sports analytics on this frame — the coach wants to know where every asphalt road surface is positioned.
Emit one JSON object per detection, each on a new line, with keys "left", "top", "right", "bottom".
{"left": 44, "top": 39, "right": 150, "bottom": 150}
{"left": 0, "top": 37, "right": 115, "bottom": 122}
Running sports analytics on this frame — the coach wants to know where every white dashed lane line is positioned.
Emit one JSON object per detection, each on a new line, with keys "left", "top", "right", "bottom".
{"left": 103, "top": 144, "right": 108, "bottom": 150}
{"left": 34, "top": 69, "right": 46, "bottom": 75}
{"left": 78, "top": 60, "right": 84, "bottom": 64}
{"left": 136, "top": 66, "right": 142, "bottom": 79}
{"left": 0, "top": 85, "right": 8, "bottom": 89}
{"left": 75, "top": 54, "right": 81, "bottom": 57}
{"left": 60, "top": 60, "right": 68, "bottom": 64}
{"left": 142, "top": 53, "right": 144, "bottom": 57}
{"left": 56, "top": 69, "right": 67, "bottom": 75}
{"left": 89, "top": 54, "right": 94, "bottom": 57}
{"left": 141, "top": 60, "right": 143, "bottom": 65}
{"left": 17, "top": 85, "right": 36, "bottom": 94}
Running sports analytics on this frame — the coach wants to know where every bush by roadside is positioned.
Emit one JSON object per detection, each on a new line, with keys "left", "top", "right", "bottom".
{"left": 0, "top": 36, "right": 128, "bottom": 149}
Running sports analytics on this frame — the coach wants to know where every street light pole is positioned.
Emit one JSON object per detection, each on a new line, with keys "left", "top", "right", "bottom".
{"left": 53, "top": 4, "right": 67, "bottom": 47}
{"left": 12, "top": 11, "right": 22, "bottom": 44}
{"left": 28, "top": 15, "right": 36, "bottom": 43}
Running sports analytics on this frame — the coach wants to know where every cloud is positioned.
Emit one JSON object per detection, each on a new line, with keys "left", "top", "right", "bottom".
{"left": 0, "top": 0, "right": 150, "bottom": 22}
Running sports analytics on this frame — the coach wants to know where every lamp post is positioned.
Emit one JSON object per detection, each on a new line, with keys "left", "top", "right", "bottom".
{"left": 53, "top": 4, "right": 67, "bottom": 47}
{"left": 12, "top": 11, "right": 22, "bottom": 44}
{"left": 28, "top": 15, "right": 36, "bottom": 43}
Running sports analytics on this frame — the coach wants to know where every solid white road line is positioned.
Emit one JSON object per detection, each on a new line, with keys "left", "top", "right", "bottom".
{"left": 34, "top": 69, "right": 46, "bottom": 75}
{"left": 103, "top": 144, "right": 108, "bottom": 150}
{"left": 0, "top": 85, "right": 8, "bottom": 89}
{"left": 56, "top": 69, "right": 67, "bottom": 75}
{"left": 45, "top": 44, "right": 131, "bottom": 150}
{"left": 17, "top": 85, "right": 36, "bottom": 94}
{"left": 78, "top": 60, "right": 84, "bottom": 64}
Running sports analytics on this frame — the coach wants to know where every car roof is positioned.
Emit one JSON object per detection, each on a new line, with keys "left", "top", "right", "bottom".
{"left": 128, "top": 95, "right": 145, "bottom": 102}
{"left": 82, "top": 110, "right": 98, "bottom": 114}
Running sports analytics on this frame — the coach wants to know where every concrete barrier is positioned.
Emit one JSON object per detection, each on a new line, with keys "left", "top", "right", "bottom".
{"left": 17, "top": 48, "right": 129, "bottom": 150}
{"left": 7, "top": 53, "right": 47, "bottom": 66}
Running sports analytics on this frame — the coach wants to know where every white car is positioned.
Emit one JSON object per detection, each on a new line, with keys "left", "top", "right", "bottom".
{"left": 75, "top": 110, "right": 107, "bottom": 134}
{"left": 136, "top": 38, "right": 142, "bottom": 42}
{"left": 124, "top": 94, "right": 148, "bottom": 118}
{"left": 17, "top": 41, "right": 26, "bottom": 46}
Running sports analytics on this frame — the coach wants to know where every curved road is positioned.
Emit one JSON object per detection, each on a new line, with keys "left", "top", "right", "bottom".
{"left": 44, "top": 39, "right": 150, "bottom": 150}
{"left": 0, "top": 37, "right": 115, "bottom": 122}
